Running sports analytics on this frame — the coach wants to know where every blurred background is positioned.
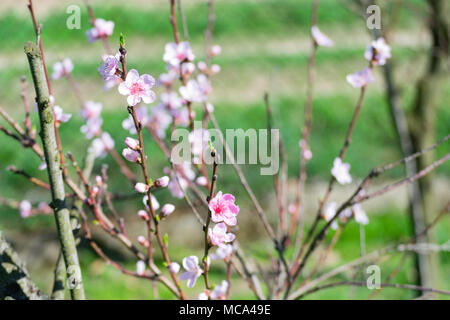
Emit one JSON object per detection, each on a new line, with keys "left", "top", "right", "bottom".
{"left": 0, "top": 0, "right": 449, "bottom": 299}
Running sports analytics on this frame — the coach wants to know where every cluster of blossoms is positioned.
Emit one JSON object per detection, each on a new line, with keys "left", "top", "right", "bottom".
{"left": 18, "top": 200, "right": 51, "bottom": 218}
{"left": 86, "top": 18, "right": 114, "bottom": 43}
{"left": 173, "top": 191, "right": 239, "bottom": 297}
{"left": 320, "top": 38, "right": 392, "bottom": 227}
{"left": 346, "top": 37, "right": 391, "bottom": 88}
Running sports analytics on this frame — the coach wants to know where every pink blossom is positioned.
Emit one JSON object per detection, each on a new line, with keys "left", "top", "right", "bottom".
{"left": 353, "top": 203, "right": 369, "bottom": 225}
{"left": 92, "top": 132, "right": 115, "bottom": 158}
{"left": 148, "top": 105, "right": 172, "bottom": 138}
{"left": 81, "top": 101, "right": 102, "bottom": 120}
{"left": 197, "top": 291, "right": 209, "bottom": 300}
{"left": 209, "top": 191, "right": 240, "bottom": 226}
{"left": 122, "top": 147, "right": 140, "bottom": 162}
{"left": 189, "top": 128, "right": 210, "bottom": 160}
{"left": 118, "top": 69, "right": 156, "bottom": 106}
{"left": 158, "top": 69, "right": 178, "bottom": 87}
{"left": 38, "top": 160, "right": 47, "bottom": 171}
{"left": 81, "top": 117, "right": 103, "bottom": 139}
{"left": 86, "top": 18, "right": 114, "bottom": 42}
{"left": 52, "top": 58, "right": 73, "bottom": 80}
{"left": 323, "top": 202, "right": 339, "bottom": 230}
{"left": 365, "top": 37, "right": 391, "bottom": 66}
{"left": 124, "top": 137, "right": 139, "bottom": 150}
{"left": 179, "top": 79, "right": 202, "bottom": 102}
{"left": 208, "top": 222, "right": 235, "bottom": 247}
{"left": 288, "top": 203, "right": 297, "bottom": 215}
{"left": 311, "top": 26, "right": 334, "bottom": 47}
{"left": 179, "top": 256, "right": 202, "bottom": 288}
{"left": 331, "top": 157, "right": 352, "bottom": 185}
{"left": 210, "top": 244, "right": 234, "bottom": 260}
{"left": 197, "top": 74, "right": 212, "bottom": 100}
{"left": 143, "top": 194, "right": 160, "bottom": 210}
{"left": 163, "top": 42, "right": 195, "bottom": 67}
{"left": 198, "top": 61, "right": 208, "bottom": 73}
{"left": 53, "top": 106, "right": 72, "bottom": 126}
{"left": 171, "top": 107, "right": 189, "bottom": 127}
{"left": 210, "top": 45, "right": 222, "bottom": 57}
{"left": 137, "top": 209, "right": 149, "bottom": 221}
{"left": 136, "top": 260, "right": 146, "bottom": 276}
{"left": 98, "top": 53, "right": 120, "bottom": 81}
{"left": 169, "top": 262, "right": 180, "bottom": 274}
{"left": 346, "top": 67, "right": 374, "bottom": 88}
{"left": 134, "top": 182, "right": 149, "bottom": 193}
{"left": 211, "top": 64, "right": 221, "bottom": 75}
{"left": 155, "top": 176, "right": 170, "bottom": 188}
{"left": 196, "top": 176, "right": 208, "bottom": 186}
{"left": 210, "top": 280, "right": 229, "bottom": 300}
{"left": 167, "top": 163, "right": 195, "bottom": 198}
{"left": 19, "top": 200, "right": 32, "bottom": 218}
{"left": 122, "top": 105, "right": 148, "bottom": 134}
{"left": 161, "top": 204, "right": 175, "bottom": 217}
{"left": 160, "top": 92, "right": 182, "bottom": 109}
{"left": 181, "top": 62, "right": 195, "bottom": 77}
{"left": 137, "top": 235, "right": 149, "bottom": 247}
{"left": 38, "top": 202, "right": 52, "bottom": 214}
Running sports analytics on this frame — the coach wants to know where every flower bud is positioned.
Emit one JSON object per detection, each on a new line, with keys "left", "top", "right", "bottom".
{"left": 125, "top": 137, "right": 140, "bottom": 150}
{"left": 155, "top": 176, "right": 170, "bottom": 188}
{"left": 135, "top": 182, "right": 149, "bottom": 193}
{"left": 161, "top": 204, "right": 175, "bottom": 217}
{"left": 138, "top": 209, "right": 149, "bottom": 221}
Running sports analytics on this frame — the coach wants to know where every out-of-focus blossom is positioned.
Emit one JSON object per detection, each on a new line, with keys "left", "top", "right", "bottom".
{"left": 365, "top": 37, "right": 391, "bottom": 66}
{"left": 163, "top": 42, "right": 195, "bottom": 67}
{"left": 136, "top": 260, "right": 146, "bottom": 276}
{"left": 148, "top": 105, "right": 172, "bottom": 139}
{"left": 138, "top": 209, "right": 149, "bottom": 221}
{"left": 81, "top": 117, "right": 103, "bottom": 139}
{"left": 171, "top": 107, "right": 189, "bottom": 127}
{"left": 124, "top": 137, "right": 140, "bottom": 150}
{"left": 331, "top": 157, "right": 352, "bottom": 185}
{"left": 197, "top": 74, "right": 212, "bottom": 100}
{"left": 19, "top": 200, "right": 32, "bottom": 218}
{"left": 122, "top": 105, "right": 148, "bottom": 134}
{"left": 38, "top": 160, "right": 47, "bottom": 171}
{"left": 81, "top": 101, "right": 102, "bottom": 120}
{"left": 169, "top": 262, "right": 180, "bottom": 274}
{"left": 189, "top": 128, "right": 210, "bottom": 161}
{"left": 38, "top": 202, "right": 52, "bottom": 214}
{"left": 353, "top": 203, "right": 369, "bottom": 225}
{"left": 210, "top": 64, "right": 221, "bottom": 75}
{"left": 143, "top": 194, "right": 160, "bottom": 211}
{"left": 323, "top": 202, "right": 339, "bottom": 230}
{"left": 86, "top": 18, "right": 114, "bottom": 42}
{"left": 52, "top": 58, "right": 73, "bottom": 80}
{"left": 155, "top": 176, "right": 170, "bottom": 188}
{"left": 167, "top": 162, "right": 195, "bottom": 198}
{"left": 198, "top": 61, "right": 208, "bottom": 73}
{"left": 134, "top": 182, "right": 149, "bottom": 193}
{"left": 92, "top": 132, "right": 115, "bottom": 158}
{"left": 210, "top": 45, "right": 222, "bottom": 57}
{"left": 181, "top": 62, "right": 195, "bottom": 77}
{"left": 160, "top": 92, "right": 182, "bottom": 109}
{"left": 122, "top": 147, "right": 140, "bottom": 162}
{"left": 288, "top": 203, "right": 297, "bottom": 215}
{"left": 179, "top": 256, "right": 202, "bottom": 288}
{"left": 208, "top": 222, "right": 235, "bottom": 247}
{"left": 210, "top": 244, "right": 234, "bottom": 260}
{"left": 311, "top": 26, "right": 334, "bottom": 47}
{"left": 196, "top": 176, "right": 208, "bottom": 187}
{"left": 210, "top": 280, "right": 228, "bottom": 300}
{"left": 53, "top": 106, "right": 72, "bottom": 126}
{"left": 346, "top": 67, "right": 374, "bottom": 88}
{"left": 137, "top": 235, "right": 149, "bottom": 247}
{"left": 197, "top": 291, "right": 209, "bottom": 300}
{"left": 179, "top": 79, "right": 202, "bottom": 102}
{"left": 161, "top": 204, "right": 175, "bottom": 217}
{"left": 158, "top": 69, "right": 178, "bottom": 87}
{"left": 98, "top": 53, "right": 120, "bottom": 81}
{"left": 118, "top": 69, "right": 156, "bottom": 106}
{"left": 209, "top": 191, "right": 240, "bottom": 226}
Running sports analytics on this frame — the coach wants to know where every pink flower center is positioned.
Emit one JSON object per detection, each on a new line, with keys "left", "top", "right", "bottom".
{"left": 130, "top": 82, "right": 144, "bottom": 96}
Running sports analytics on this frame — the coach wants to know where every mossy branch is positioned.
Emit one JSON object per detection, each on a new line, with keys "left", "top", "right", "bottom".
{"left": 24, "top": 41, "right": 85, "bottom": 300}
